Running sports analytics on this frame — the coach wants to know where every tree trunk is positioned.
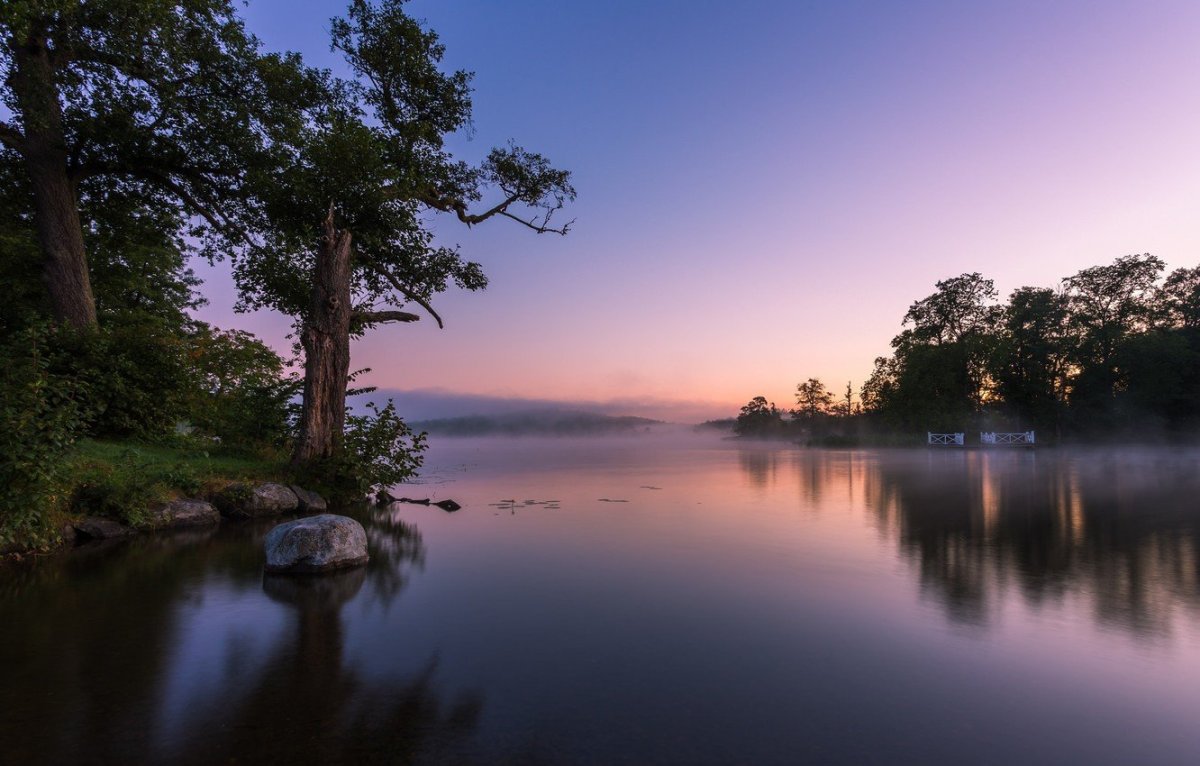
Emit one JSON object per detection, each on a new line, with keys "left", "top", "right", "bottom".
{"left": 292, "top": 211, "right": 354, "bottom": 466}
{"left": 11, "top": 34, "right": 97, "bottom": 327}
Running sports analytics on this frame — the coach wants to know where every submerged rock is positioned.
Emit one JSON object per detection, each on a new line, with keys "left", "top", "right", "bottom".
{"left": 289, "top": 485, "right": 328, "bottom": 513}
{"left": 74, "top": 516, "right": 134, "bottom": 540}
{"left": 263, "top": 514, "right": 369, "bottom": 574}
{"left": 146, "top": 499, "right": 219, "bottom": 529}
{"left": 216, "top": 482, "right": 299, "bottom": 520}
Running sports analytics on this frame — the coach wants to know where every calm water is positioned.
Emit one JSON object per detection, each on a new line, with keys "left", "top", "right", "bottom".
{"left": 4, "top": 436, "right": 1200, "bottom": 765}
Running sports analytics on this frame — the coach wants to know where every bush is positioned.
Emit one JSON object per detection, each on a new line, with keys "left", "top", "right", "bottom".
{"left": 299, "top": 400, "right": 427, "bottom": 503}
{"left": 0, "top": 326, "right": 88, "bottom": 548}
{"left": 47, "top": 320, "right": 193, "bottom": 440}
{"left": 69, "top": 451, "right": 178, "bottom": 527}
{"left": 182, "top": 327, "right": 297, "bottom": 448}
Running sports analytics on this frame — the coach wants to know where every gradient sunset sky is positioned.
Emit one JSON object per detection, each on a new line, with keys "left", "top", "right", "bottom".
{"left": 194, "top": 0, "right": 1200, "bottom": 421}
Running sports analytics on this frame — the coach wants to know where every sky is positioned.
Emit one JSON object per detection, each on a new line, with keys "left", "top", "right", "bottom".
{"left": 193, "top": 0, "right": 1200, "bottom": 421}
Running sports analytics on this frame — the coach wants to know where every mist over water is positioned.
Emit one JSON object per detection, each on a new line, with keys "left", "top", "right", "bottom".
{"left": 4, "top": 437, "right": 1200, "bottom": 764}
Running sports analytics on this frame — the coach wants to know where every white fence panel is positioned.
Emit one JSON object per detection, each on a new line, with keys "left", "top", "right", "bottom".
{"left": 980, "top": 431, "right": 1035, "bottom": 445}
{"left": 928, "top": 432, "right": 964, "bottom": 446}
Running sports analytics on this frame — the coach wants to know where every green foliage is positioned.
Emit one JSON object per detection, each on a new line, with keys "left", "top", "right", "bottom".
{"left": 1159, "top": 266, "right": 1200, "bottom": 330}
{"left": 234, "top": 0, "right": 573, "bottom": 334}
{"left": 0, "top": 326, "right": 88, "bottom": 548}
{"left": 38, "top": 321, "right": 192, "bottom": 440}
{"left": 301, "top": 400, "right": 427, "bottom": 502}
{"left": 990, "top": 287, "right": 1069, "bottom": 430}
{"left": 0, "top": 0, "right": 319, "bottom": 255}
{"left": 67, "top": 439, "right": 284, "bottom": 526}
{"left": 183, "top": 327, "right": 298, "bottom": 447}
{"left": 858, "top": 254, "right": 1200, "bottom": 440}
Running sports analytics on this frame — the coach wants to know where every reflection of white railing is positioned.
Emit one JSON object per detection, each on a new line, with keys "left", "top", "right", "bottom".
{"left": 980, "top": 431, "right": 1035, "bottom": 446}
{"left": 928, "top": 432, "right": 964, "bottom": 446}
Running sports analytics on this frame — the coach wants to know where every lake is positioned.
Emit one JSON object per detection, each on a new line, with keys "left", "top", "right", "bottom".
{"left": 3, "top": 435, "right": 1200, "bottom": 764}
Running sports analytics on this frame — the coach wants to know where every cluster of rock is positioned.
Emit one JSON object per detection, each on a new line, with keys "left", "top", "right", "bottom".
{"left": 212, "top": 482, "right": 327, "bottom": 520}
{"left": 71, "top": 482, "right": 327, "bottom": 541}
{"left": 69, "top": 481, "right": 370, "bottom": 577}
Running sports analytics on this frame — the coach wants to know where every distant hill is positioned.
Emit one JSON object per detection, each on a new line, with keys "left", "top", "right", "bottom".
{"left": 410, "top": 410, "right": 663, "bottom": 436}
{"left": 695, "top": 417, "right": 736, "bottom": 432}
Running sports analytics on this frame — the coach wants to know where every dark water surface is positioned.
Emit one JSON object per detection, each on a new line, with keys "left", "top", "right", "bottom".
{"left": 4, "top": 437, "right": 1200, "bottom": 765}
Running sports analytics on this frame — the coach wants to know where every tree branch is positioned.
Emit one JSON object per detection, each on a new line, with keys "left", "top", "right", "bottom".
{"left": 0, "top": 120, "right": 24, "bottom": 152}
{"left": 130, "top": 168, "right": 257, "bottom": 249}
{"left": 353, "top": 309, "right": 421, "bottom": 326}
{"left": 358, "top": 256, "right": 445, "bottom": 329}
{"left": 498, "top": 209, "right": 573, "bottom": 235}
{"left": 417, "top": 190, "right": 571, "bottom": 235}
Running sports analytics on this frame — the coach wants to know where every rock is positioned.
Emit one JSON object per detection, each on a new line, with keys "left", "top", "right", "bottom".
{"left": 146, "top": 499, "right": 219, "bottom": 529}
{"left": 289, "top": 485, "right": 328, "bottom": 513}
{"left": 216, "top": 482, "right": 299, "bottom": 520}
{"left": 263, "top": 514, "right": 369, "bottom": 574}
{"left": 74, "top": 516, "right": 134, "bottom": 540}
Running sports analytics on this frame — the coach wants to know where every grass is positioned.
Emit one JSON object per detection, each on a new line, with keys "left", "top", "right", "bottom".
{"left": 67, "top": 439, "right": 286, "bottom": 526}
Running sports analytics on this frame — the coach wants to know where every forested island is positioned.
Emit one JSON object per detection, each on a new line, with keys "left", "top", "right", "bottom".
{"left": 0, "top": 0, "right": 574, "bottom": 552}
{"left": 734, "top": 257, "right": 1200, "bottom": 444}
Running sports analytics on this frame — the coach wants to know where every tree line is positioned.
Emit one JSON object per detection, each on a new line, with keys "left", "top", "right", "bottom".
{"left": 0, "top": 0, "right": 572, "bottom": 545}
{"left": 737, "top": 254, "right": 1200, "bottom": 442}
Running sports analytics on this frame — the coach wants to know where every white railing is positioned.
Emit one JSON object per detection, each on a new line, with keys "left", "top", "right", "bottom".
{"left": 928, "top": 432, "right": 964, "bottom": 446}
{"left": 980, "top": 431, "right": 1035, "bottom": 446}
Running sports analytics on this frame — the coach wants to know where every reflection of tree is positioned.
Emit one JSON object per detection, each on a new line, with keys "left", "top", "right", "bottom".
{"left": 737, "top": 448, "right": 853, "bottom": 509}
{"left": 866, "top": 452, "right": 1200, "bottom": 636}
{"left": 737, "top": 448, "right": 778, "bottom": 488}
{"left": 366, "top": 506, "right": 427, "bottom": 603}
{"left": 175, "top": 562, "right": 482, "bottom": 765}
{"left": 0, "top": 526, "right": 237, "bottom": 764}
{"left": 0, "top": 511, "right": 483, "bottom": 764}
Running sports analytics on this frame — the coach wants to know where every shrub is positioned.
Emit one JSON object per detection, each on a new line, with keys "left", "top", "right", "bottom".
{"left": 182, "top": 327, "right": 298, "bottom": 448}
{"left": 299, "top": 400, "right": 427, "bottom": 503}
{"left": 47, "top": 321, "right": 193, "bottom": 440}
{"left": 0, "top": 326, "right": 88, "bottom": 548}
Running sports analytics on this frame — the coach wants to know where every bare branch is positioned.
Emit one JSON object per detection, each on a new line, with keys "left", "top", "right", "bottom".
{"left": 417, "top": 188, "right": 570, "bottom": 234}
{"left": 418, "top": 190, "right": 520, "bottom": 227}
{"left": 498, "top": 209, "right": 573, "bottom": 235}
{"left": 353, "top": 309, "right": 421, "bottom": 325}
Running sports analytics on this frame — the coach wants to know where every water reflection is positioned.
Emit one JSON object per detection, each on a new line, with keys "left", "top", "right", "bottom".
{"left": 738, "top": 448, "right": 1200, "bottom": 637}
{"left": 0, "top": 512, "right": 483, "bottom": 765}
{"left": 5, "top": 441, "right": 1200, "bottom": 764}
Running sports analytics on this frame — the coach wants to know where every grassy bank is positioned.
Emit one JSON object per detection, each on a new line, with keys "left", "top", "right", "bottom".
{"left": 67, "top": 439, "right": 286, "bottom": 527}
{"left": 0, "top": 439, "right": 289, "bottom": 553}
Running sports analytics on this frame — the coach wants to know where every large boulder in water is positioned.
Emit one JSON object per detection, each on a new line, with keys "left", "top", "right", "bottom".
{"left": 216, "top": 482, "right": 299, "bottom": 520}
{"left": 263, "top": 514, "right": 369, "bottom": 574}
{"left": 145, "top": 499, "right": 219, "bottom": 529}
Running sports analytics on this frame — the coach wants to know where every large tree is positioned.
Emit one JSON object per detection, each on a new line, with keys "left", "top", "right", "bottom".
{"left": 863, "top": 273, "right": 1001, "bottom": 429}
{"left": 794, "top": 377, "right": 834, "bottom": 420}
{"left": 991, "top": 287, "right": 1070, "bottom": 433}
{"left": 233, "top": 0, "right": 574, "bottom": 467}
{"left": 1062, "top": 253, "right": 1164, "bottom": 411}
{"left": 0, "top": 0, "right": 313, "bottom": 327}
